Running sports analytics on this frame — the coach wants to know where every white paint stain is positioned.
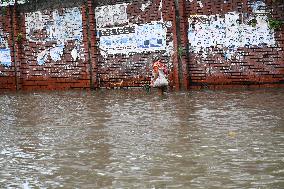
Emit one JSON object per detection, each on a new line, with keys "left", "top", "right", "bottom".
{"left": 71, "top": 48, "right": 78, "bottom": 61}
{"left": 141, "top": 1, "right": 151, "bottom": 11}
{"left": 159, "top": 0, "right": 163, "bottom": 22}
{"left": 197, "top": 0, "right": 203, "bottom": 8}
{"left": 159, "top": 0, "right": 163, "bottom": 11}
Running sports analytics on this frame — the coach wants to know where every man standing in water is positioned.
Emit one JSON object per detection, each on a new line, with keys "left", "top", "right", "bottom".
{"left": 150, "top": 56, "right": 169, "bottom": 95}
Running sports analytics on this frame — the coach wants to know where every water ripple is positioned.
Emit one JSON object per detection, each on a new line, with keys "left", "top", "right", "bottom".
{"left": 0, "top": 89, "right": 283, "bottom": 188}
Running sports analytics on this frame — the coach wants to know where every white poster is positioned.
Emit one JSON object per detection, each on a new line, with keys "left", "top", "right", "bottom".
{"left": 99, "top": 22, "right": 167, "bottom": 56}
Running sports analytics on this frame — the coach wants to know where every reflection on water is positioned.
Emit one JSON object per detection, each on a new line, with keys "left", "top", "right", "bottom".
{"left": 0, "top": 88, "right": 283, "bottom": 188}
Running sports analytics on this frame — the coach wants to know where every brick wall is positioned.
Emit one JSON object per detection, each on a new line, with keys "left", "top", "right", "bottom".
{"left": 182, "top": 0, "right": 284, "bottom": 89}
{"left": 0, "top": 0, "right": 181, "bottom": 91}
{"left": 0, "top": 0, "right": 283, "bottom": 91}
{"left": 20, "top": 5, "right": 91, "bottom": 90}
{"left": 0, "top": 7, "right": 16, "bottom": 91}
{"left": 94, "top": 0, "right": 178, "bottom": 89}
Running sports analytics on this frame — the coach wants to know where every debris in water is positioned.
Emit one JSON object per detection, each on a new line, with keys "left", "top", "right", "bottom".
{"left": 228, "top": 131, "right": 236, "bottom": 138}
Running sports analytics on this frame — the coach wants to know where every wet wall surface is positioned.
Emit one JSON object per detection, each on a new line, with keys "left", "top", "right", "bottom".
{"left": 0, "top": 88, "right": 283, "bottom": 188}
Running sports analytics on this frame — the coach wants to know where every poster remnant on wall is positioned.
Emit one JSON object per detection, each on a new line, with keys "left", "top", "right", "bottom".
{"left": 25, "top": 7, "right": 84, "bottom": 65}
{"left": 95, "top": 3, "right": 173, "bottom": 57}
{"left": 25, "top": 7, "right": 83, "bottom": 43}
{"left": 36, "top": 44, "right": 65, "bottom": 65}
{"left": 0, "top": 49, "right": 12, "bottom": 66}
{"left": 37, "top": 49, "right": 49, "bottom": 66}
{"left": 95, "top": 3, "right": 129, "bottom": 28}
{"left": 0, "top": 0, "right": 26, "bottom": 6}
{"left": 188, "top": 1, "right": 276, "bottom": 60}
{"left": 98, "top": 22, "right": 167, "bottom": 57}
{"left": 49, "top": 45, "right": 64, "bottom": 62}
{"left": 0, "top": 30, "right": 11, "bottom": 66}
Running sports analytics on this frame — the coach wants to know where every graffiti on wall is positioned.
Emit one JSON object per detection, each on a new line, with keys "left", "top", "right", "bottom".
{"left": 95, "top": 3, "right": 129, "bottom": 28}
{"left": 0, "top": 29, "right": 11, "bottom": 66}
{"left": 188, "top": 2, "right": 275, "bottom": 60}
{"left": 25, "top": 7, "right": 84, "bottom": 65}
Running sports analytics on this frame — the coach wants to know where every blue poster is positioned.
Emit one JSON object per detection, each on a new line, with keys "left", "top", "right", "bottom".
{"left": 0, "top": 49, "right": 12, "bottom": 66}
{"left": 136, "top": 23, "right": 165, "bottom": 49}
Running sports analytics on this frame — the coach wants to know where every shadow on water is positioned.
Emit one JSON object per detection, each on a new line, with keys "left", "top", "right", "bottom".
{"left": 0, "top": 88, "right": 283, "bottom": 188}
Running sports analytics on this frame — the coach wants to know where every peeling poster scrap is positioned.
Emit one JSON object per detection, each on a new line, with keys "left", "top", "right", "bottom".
{"left": 0, "top": 49, "right": 12, "bottom": 66}
{"left": 188, "top": 2, "right": 275, "bottom": 60}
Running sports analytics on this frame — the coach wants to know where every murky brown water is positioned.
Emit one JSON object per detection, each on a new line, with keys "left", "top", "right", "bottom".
{"left": 0, "top": 88, "right": 283, "bottom": 188}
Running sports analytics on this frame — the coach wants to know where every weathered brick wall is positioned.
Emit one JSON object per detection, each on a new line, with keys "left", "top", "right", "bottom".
{"left": 0, "top": 0, "right": 91, "bottom": 91}
{"left": 19, "top": 4, "right": 90, "bottom": 90}
{"left": 182, "top": 0, "right": 284, "bottom": 89}
{"left": 94, "top": 0, "right": 178, "bottom": 89}
{"left": 0, "top": 0, "right": 283, "bottom": 91}
{"left": 0, "top": 7, "right": 16, "bottom": 91}
{"left": 0, "top": 0, "right": 180, "bottom": 91}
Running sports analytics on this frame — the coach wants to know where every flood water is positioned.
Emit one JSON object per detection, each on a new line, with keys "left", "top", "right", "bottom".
{"left": 0, "top": 88, "right": 283, "bottom": 188}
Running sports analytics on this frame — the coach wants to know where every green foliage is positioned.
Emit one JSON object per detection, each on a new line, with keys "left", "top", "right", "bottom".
{"left": 16, "top": 32, "right": 23, "bottom": 42}
{"left": 144, "top": 84, "right": 151, "bottom": 93}
{"left": 177, "top": 46, "right": 183, "bottom": 58}
{"left": 1, "top": 7, "right": 6, "bottom": 15}
{"left": 248, "top": 18, "right": 257, "bottom": 27}
{"left": 268, "top": 18, "right": 283, "bottom": 30}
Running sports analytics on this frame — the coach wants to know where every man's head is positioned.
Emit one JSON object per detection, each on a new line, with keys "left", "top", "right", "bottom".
{"left": 153, "top": 64, "right": 159, "bottom": 72}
